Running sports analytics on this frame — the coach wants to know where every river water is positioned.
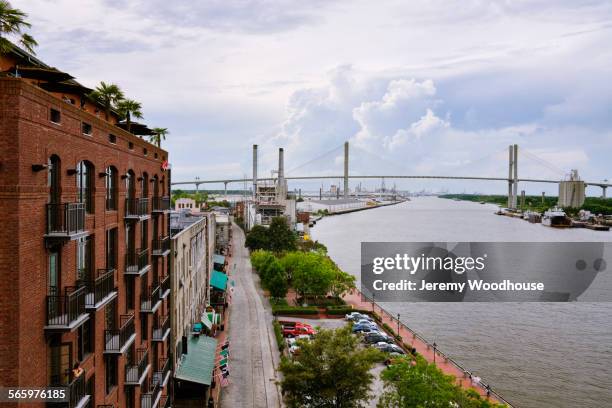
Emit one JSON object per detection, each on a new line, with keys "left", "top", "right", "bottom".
{"left": 310, "top": 197, "right": 612, "bottom": 408}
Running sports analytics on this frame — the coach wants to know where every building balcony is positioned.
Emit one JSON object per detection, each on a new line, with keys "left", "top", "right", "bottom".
{"left": 159, "top": 274, "right": 170, "bottom": 299}
{"left": 125, "top": 198, "right": 150, "bottom": 221}
{"left": 125, "top": 248, "right": 150, "bottom": 276}
{"left": 125, "top": 347, "right": 151, "bottom": 386}
{"left": 152, "top": 357, "right": 171, "bottom": 389}
{"left": 141, "top": 380, "right": 162, "bottom": 408}
{"left": 48, "top": 370, "right": 91, "bottom": 408}
{"left": 104, "top": 313, "right": 136, "bottom": 354}
{"left": 45, "top": 286, "right": 89, "bottom": 331}
{"left": 152, "top": 315, "right": 170, "bottom": 342}
{"left": 45, "top": 202, "right": 88, "bottom": 243}
{"left": 152, "top": 196, "right": 171, "bottom": 213}
{"left": 151, "top": 236, "right": 170, "bottom": 257}
{"left": 141, "top": 284, "right": 161, "bottom": 313}
{"left": 84, "top": 269, "right": 117, "bottom": 310}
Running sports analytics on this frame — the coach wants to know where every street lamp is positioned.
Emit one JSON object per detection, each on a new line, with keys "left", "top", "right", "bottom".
{"left": 433, "top": 342, "right": 437, "bottom": 364}
{"left": 397, "top": 313, "right": 400, "bottom": 336}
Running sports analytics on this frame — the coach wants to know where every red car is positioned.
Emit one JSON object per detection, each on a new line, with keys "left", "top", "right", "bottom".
{"left": 279, "top": 321, "right": 316, "bottom": 338}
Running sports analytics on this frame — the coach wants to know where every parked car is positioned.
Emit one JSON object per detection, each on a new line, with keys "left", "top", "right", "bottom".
{"left": 374, "top": 342, "right": 405, "bottom": 354}
{"left": 279, "top": 321, "right": 316, "bottom": 338}
{"left": 351, "top": 323, "right": 380, "bottom": 334}
{"left": 345, "top": 312, "right": 373, "bottom": 322}
{"left": 362, "top": 332, "right": 392, "bottom": 344}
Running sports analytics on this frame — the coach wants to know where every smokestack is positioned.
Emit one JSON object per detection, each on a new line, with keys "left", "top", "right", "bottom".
{"left": 278, "top": 148, "right": 285, "bottom": 198}
{"left": 278, "top": 148, "right": 284, "bottom": 181}
{"left": 253, "top": 144, "right": 258, "bottom": 199}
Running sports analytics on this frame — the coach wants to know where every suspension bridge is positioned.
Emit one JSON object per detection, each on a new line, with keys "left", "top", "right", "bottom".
{"left": 171, "top": 143, "right": 611, "bottom": 202}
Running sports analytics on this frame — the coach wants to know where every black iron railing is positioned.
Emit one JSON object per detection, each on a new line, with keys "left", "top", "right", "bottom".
{"left": 104, "top": 314, "right": 135, "bottom": 352}
{"left": 152, "top": 357, "right": 170, "bottom": 387}
{"left": 152, "top": 236, "right": 170, "bottom": 255}
{"left": 125, "top": 347, "right": 149, "bottom": 384}
{"left": 49, "top": 370, "right": 88, "bottom": 408}
{"left": 125, "top": 248, "right": 148, "bottom": 274}
{"left": 84, "top": 269, "right": 116, "bottom": 308}
{"left": 46, "top": 286, "right": 86, "bottom": 327}
{"left": 125, "top": 198, "right": 149, "bottom": 218}
{"left": 141, "top": 284, "right": 160, "bottom": 312}
{"left": 160, "top": 274, "right": 170, "bottom": 297}
{"left": 141, "top": 380, "right": 161, "bottom": 408}
{"left": 152, "top": 315, "right": 169, "bottom": 341}
{"left": 46, "top": 202, "right": 85, "bottom": 235}
{"left": 152, "top": 196, "right": 171, "bottom": 212}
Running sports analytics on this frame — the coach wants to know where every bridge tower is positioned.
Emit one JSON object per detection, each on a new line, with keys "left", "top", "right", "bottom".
{"left": 344, "top": 141, "right": 349, "bottom": 199}
{"left": 507, "top": 144, "right": 518, "bottom": 209}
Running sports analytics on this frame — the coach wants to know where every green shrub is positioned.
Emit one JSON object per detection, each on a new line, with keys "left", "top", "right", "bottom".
{"left": 273, "top": 320, "right": 285, "bottom": 352}
{"left": 272, "top": 306, "right": 319, "bottom": 315}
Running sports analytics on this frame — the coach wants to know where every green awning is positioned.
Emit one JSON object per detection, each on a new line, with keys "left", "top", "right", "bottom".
{"left": 213, "top": 254, "right": 225, "bottom": 265}
{"left": 210, "top": 270, "right": 228, "bottom": 291}
{"left": 200, "top": 313, "right": 213, "bottom": 330}
{"left": 175, "top": 336, "right": 218, "bottom": 386}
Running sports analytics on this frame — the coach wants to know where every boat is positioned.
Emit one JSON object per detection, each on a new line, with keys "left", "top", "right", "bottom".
{"left": 523, "top": 211, "right": 542, "bottom": 223}
{"left": 542, "top": 207, "right": 571, "bottom": 228}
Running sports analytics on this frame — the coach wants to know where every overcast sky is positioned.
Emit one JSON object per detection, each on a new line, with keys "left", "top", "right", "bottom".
{"left": 18, "top": 0, "right": 612, "bottom": 194}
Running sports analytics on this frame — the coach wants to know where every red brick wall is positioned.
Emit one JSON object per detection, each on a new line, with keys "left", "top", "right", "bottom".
{"left": 0, "top": 78, "right": 171, "bottom": 407}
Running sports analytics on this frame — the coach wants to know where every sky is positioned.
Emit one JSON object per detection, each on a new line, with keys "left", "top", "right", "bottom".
{"left": 16, "top": 0, "right": 612, "bottom": 194}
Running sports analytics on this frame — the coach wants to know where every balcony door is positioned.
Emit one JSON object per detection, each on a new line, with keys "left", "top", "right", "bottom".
{"left": 49, "top": 342, "right": 71, "bottom": 386}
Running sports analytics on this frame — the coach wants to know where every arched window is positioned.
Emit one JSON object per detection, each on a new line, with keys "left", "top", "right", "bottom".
{"left": 141, "top": 172, "right": 149, "bottom": 198}
{"left": 105, "top": 166, "right": 118, "bottom": 210}
{"left": 48, "top": 155, "right": 61, "bottom": 204}
{"left": 76, "top": 160, "right": 94, "bottom": 213}
{"left": 152, "top": 175, "right": 159, "bottom": 197}
{"left": 126, "top": 170, "right": 135, "bottom": 199}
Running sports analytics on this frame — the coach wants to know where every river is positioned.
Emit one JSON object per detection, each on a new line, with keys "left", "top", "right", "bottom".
{"left": 310, "top": 197, "right": 612, "bottom": 408}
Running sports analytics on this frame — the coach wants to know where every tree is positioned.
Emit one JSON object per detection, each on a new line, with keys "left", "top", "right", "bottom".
{"left": 245, "top": 225, "right": 271, "bottom": 251}
{"left": 377, "top": 356, "right": 505, "bottom": 408}
{"left": 329, "top": 267, "right": 356, "bottom": 298}
{"left": 280, "top": 326, "right": 383, "bottom": 408}
{"left": 116, "top": 98, "right": 143, "bottom": 133}
{"left": 268, "top": 216, "right": 297, "bottom": 252}
{"left": 89, "top": 82, "right": 124, "bottom": 121}
{"left": 284, "top": 252, "right": 335, "bottom": 299}
{"left": 0, "top": 1, "right": 37, "bottom": 54}
{"left": 150, "top": 127, "right": 169, "bottom": 148}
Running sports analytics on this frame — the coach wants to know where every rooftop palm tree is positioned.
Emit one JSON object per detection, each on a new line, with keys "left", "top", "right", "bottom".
{"left": 116, "top": 98, "right": 143, "bottom": 133}
{"left": 150, "top": 127, "right": 169, "bottom": 148}
{"left": 0, "top": 0, "right": 38, "bottom": 54}
{"left": 88, "top": 82, "right": 124, "bottom": 121}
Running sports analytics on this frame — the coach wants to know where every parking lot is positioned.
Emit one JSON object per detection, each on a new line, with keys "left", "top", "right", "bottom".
{"left": 276, "top": 315, "right": 388, "bottom": 407}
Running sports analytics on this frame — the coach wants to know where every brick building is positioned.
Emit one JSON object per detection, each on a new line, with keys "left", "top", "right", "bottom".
{"left": 0, "top": 46, "right": 172, "bottom": 407}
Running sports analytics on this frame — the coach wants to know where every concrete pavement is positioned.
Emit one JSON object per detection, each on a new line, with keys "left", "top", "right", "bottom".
{"left": 220, "top": 223, "right": 282, "bottom": 408}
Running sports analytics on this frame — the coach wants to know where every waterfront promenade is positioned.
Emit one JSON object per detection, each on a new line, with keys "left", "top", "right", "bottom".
{"left": 219, "top": 224, "right": 282, "bottom": 408}
{"left": 343, "top": 290, "right": 509, "bottom": 406}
